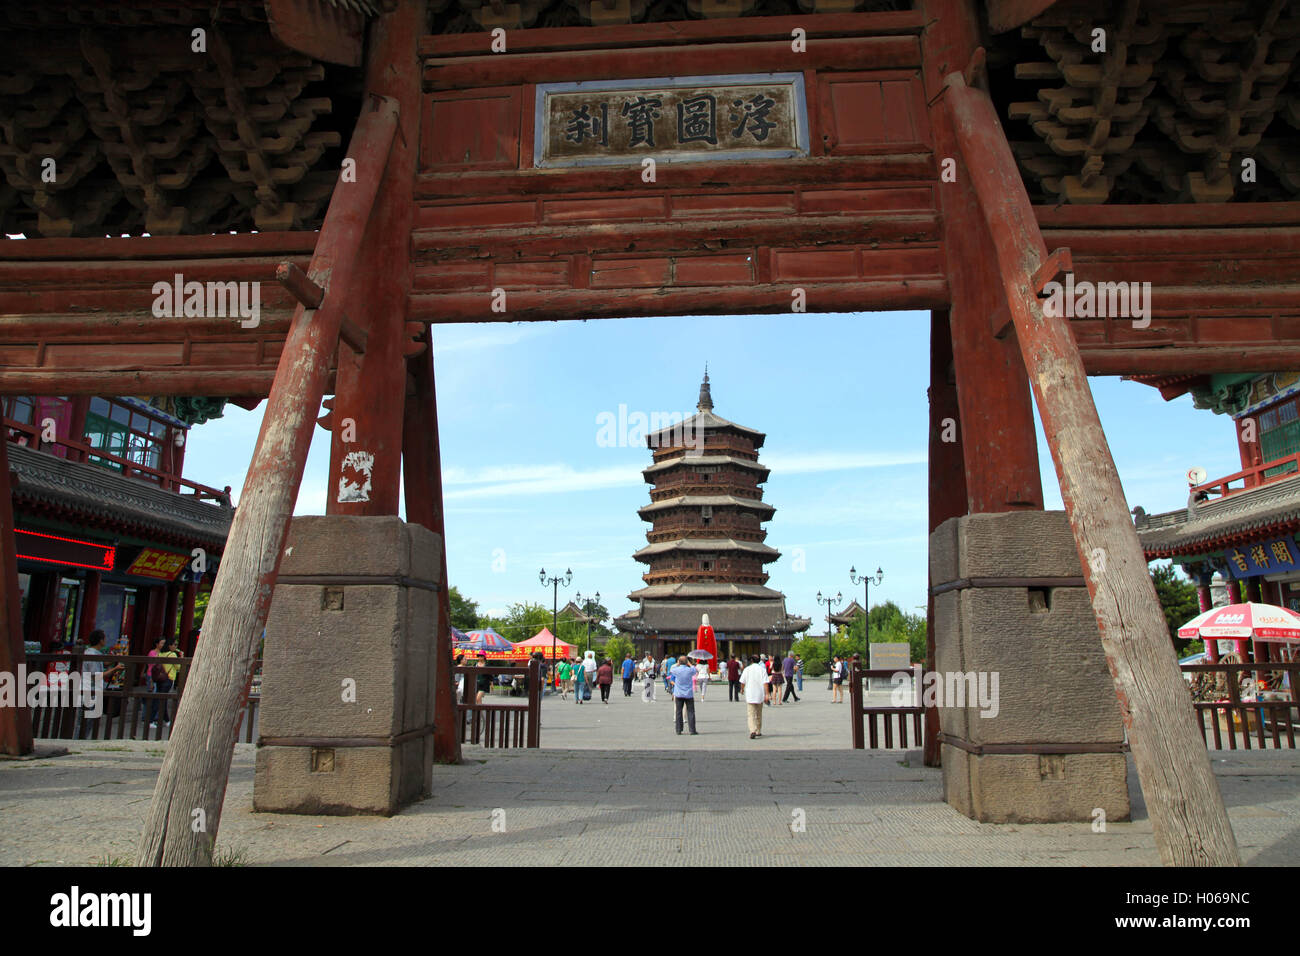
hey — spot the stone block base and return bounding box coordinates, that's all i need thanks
[931,510,1129,824]
[251,515,442,817]
[941,743,1130,824]
[254,737,433,816]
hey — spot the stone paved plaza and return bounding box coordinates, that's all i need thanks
[2,680,1298,866]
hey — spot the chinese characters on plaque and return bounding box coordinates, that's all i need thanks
[1223,536,1300,579]
[536,74,807,167]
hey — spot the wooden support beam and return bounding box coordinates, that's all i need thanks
[0,370,282,397]
[137,93,401,868]
[920,0,1043,514]
[276,261,368,354]
[0,434,33,756]
[410,280,950,323]
[403,340,461,766]
[1081,346,1300,376]
[943,71,1239,867]
[926,310,966,768]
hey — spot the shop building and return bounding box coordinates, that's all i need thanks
[1133,371,1300,662]
[4,395,232,658]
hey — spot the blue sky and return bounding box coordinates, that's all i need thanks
[184,312,1244,630]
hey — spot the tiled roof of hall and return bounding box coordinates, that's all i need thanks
[1135,473,1300,557]
[7,442,233,549]
[637,495,775,518]
[633,538,780,560]
[644,370,766,448]
[625,582,793,602]
[641,455,770,480]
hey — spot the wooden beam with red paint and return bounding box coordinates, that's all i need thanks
[137,93,401,868]
[919,0,1043,515]
[403,341,461,766]
[424,36,921,89]
[943,69,1240,867]
[420,9,925,57]
[327,0,424,520]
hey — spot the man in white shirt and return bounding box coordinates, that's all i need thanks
[738,654,770,739]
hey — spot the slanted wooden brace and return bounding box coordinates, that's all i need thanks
[136,95,401,867]
[941,68,1239,867]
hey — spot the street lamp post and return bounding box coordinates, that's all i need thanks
[816,590,842,690]
[539,567,572,683]
[848,565,884,656]
[575,590,601,656]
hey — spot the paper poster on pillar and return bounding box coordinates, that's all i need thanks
[338,450,375,503]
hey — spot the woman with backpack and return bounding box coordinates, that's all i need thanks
[149,638,179,728]
[573,655,589,704]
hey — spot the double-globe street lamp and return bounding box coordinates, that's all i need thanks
[574,590,601,656]
[848,565,884,658]
[816,590,842,689]
[539,567,572,681]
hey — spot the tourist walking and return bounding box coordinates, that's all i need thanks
[667,655,699,734]
[762,655,775,706]
[661,654,674,694]
[596,658,614,703]
[739,654,769,739]
[727,655,742,701]
[831,655,846,703]
[769,654,784,704]
[573,657,589,704]
[694,658,710,700]
[557,658,571,699]
[641,656,657,703]
[621,654,635,696]
[795,654,804,692]
[781,651,800,703]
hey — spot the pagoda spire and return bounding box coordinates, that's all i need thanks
[697,365,713,412]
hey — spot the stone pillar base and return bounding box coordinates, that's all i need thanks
[252,515,442,816]
[930,510,1129,824]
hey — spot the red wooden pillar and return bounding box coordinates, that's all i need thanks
[0,432,33,755]
[77,570,101,643]
[66,397,90,463]
[920,0,1044,516]
[925,310,968,767]
[163,584,179,642]
[326,0,424,519]
[178,579,197,654]
[1227,579,1243,604]
[403,339,462,765]
[27,572,59,650]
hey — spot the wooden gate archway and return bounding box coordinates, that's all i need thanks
[3,0,1295,867]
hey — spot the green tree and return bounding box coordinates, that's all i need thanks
[1151,562,1200,654]
[193,590,210,630]
[602,634,637,663]
[448,586,479,631]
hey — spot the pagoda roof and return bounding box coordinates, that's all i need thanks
[829,599,867,624]
[637,495,775,518]
[646,409,765,447]
[626,582,791,601]
[642,455,769,480]
[615,600,809,636]
[633,537,779,561]
[1136,474,1300,558]
[8,442,233,549]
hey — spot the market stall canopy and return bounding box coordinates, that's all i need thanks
[512,628,576,659]
[1177,602,1300,643]
[455,627,514,652]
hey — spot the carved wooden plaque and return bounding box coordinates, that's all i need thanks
[534,73,809,168]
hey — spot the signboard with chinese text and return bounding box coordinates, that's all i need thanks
[535,73,809,168]
[15,528,115,572]
[125,548,189,582]
[1222,537,1300,579]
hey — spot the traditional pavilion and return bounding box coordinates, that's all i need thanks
[1134,371,1300,663]
[615,372,809,660]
